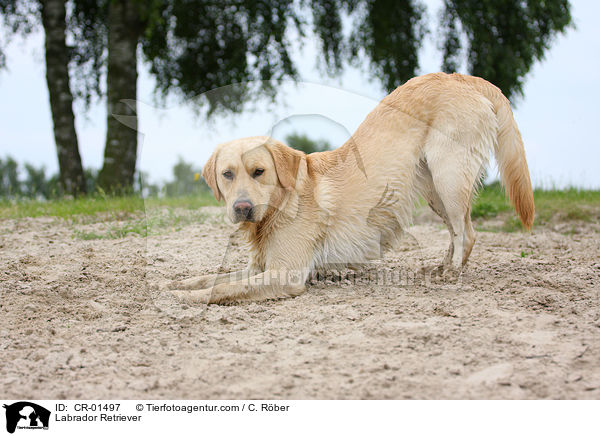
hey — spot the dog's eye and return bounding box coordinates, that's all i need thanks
[223,170,234,180]
[253,168,264,178]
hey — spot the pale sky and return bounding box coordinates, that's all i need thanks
[1,0,599,189]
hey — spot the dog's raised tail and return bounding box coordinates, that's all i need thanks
[494,98,534,229]
[471,76,535,230]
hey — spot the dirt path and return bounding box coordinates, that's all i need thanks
[1,208,599,399]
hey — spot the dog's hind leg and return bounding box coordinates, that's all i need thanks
[462,205,477,266]
[417,161,454,269]
[425,143,485,270]
[431,177,469,271]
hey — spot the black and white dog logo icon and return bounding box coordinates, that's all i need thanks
[3,402,50,433]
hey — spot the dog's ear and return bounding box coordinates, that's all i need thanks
[265,140,304,190]
[202,150,222,201]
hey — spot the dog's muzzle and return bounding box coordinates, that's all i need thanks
[233,199,254,222]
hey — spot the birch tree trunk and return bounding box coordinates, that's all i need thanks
[97,0,140,193]
[40,0,86,196]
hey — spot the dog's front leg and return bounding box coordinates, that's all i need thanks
[160,267,260,291]
[170,268,309,304]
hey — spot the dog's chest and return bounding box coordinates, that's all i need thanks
[311,217,383,269]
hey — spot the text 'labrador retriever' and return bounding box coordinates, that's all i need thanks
[164,72,534,304]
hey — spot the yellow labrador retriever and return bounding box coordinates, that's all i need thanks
[165,72,534,304]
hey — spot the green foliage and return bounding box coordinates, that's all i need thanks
[285,133,331,154]
[22,163,50,198]
[471,201,499,219]
[141,0,429,106]
[471,181,510,219]
[162,157,209,197]
[67,0,108,107]
[142,0,301,115]
[311,0,344,72]
[2,0,573,105]
[440,0,573,99]
[137,0,574,106]
[0,156,21,197]
[347,0,427,91]
[0,0,39,36]
[0,156,82,199]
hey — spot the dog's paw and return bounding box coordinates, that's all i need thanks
[154,278,203,292]
[171,276,215,290]
[149,280,171,291]
[441,267,461,282]
[156,280,177,292]
[170,288,213,304]
[421,264,462,283]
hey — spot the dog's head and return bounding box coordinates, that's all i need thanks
[202,136,304,223]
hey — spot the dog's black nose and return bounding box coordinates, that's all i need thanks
[233,199,253,219]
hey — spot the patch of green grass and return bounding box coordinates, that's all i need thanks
[145,209,211,233]
[501,216,524,233]
[534,190,600,224]
[471,201,501,219]
[144,193,217,210]
[0,192,218,220]
[0,195,144,220]
[473,182,512,216]
[473,183,600,232]
[74,220,149,240]
[0,192,218,239]
[72,208,212,240]
[2,184,599,238]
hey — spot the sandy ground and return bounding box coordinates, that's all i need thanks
[1,206,599,399]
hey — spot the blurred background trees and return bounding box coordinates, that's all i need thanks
[0,0,573,197]
[285,133,331,154]
[163,158,205,197]
[0,156,21,197]
[439,0,573,98]
[0,155,208,199]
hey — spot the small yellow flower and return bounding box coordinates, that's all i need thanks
[194,172,200,181]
